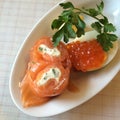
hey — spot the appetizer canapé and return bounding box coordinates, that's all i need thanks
[19,37,71,107]
[66,30,118,71]
[67,39,107,72]
[19,1,118,107]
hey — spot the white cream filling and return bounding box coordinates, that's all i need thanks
[37,67,61,86]
[39,44,60,56]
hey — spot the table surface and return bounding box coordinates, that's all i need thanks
[0,0,120,120]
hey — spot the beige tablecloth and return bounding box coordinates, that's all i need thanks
[0,0,120,120]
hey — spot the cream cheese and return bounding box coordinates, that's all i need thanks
[37,67,61,85]
[39,44,60,56]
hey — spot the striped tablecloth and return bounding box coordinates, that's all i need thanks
[0,0,120,120]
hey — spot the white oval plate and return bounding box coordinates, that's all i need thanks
[9,0,120,117]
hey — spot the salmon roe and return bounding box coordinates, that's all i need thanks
[67,39,107,72]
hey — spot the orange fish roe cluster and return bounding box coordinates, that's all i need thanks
[67,39,107,72]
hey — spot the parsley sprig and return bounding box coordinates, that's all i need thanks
[51,1,118,51]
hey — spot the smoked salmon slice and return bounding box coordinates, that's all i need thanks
[19,37,71,107]
[32,62,70,97]
[30,37,71,64]
[19,72,50,107]
[28,60,49,80]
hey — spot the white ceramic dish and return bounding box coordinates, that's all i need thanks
[9,0,120,117]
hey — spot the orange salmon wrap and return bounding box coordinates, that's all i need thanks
[19,37,71,107]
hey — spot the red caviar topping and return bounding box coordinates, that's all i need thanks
[67,39,107,72]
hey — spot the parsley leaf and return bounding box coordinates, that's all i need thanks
[51,1,118,51]
[64,22,76,38]
[52,29,63,46]
[86,8,100,17]
[60,2,74,9]
[51,19,64,29]
[97,33,117,51]
[99,16,108,24]
[91,22,102,33]
[97,1,104,12]
[104,23,116,32]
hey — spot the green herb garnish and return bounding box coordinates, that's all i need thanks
[39,47,43,51]
[51,1,118,51]
[52,68,58,77]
